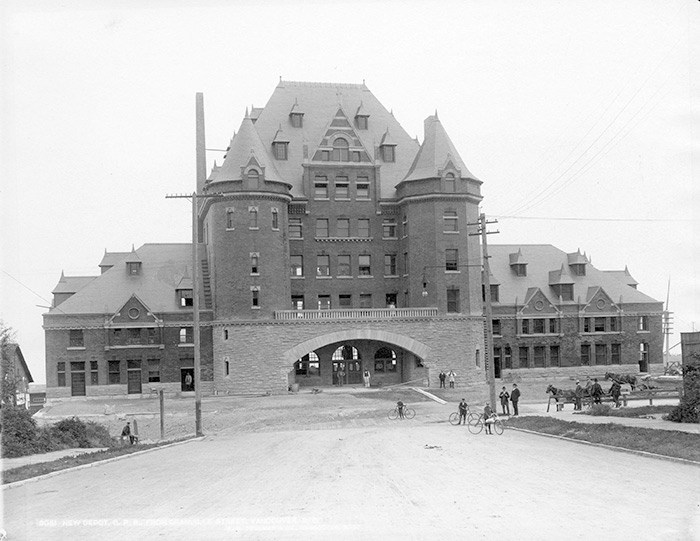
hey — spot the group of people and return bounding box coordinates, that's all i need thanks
[498,384,521,416]
[438,370,457,388]
[574,377,622,409]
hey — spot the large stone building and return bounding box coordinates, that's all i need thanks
[43,80,663,399]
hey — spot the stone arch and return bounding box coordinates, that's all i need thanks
[283,329,431,366]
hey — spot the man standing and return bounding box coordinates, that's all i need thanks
[458,398,469,425]
[591,378,604,404]
[448,370,456,389]
[363,369,371,388]
[510,384,521,416]
[483,402,494,435]
[574,380,583,411]
[439,371,446,389]
[121,421,134,445]
[609,381,622,407]
[499,386,510,415]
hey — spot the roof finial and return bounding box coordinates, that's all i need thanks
[131,244,136,252]
[245,107,249,118]
[279,75,282,82]
[434,109,439,119]
[362,78,366,85]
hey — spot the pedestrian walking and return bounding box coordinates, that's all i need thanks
[483,403,494,434]
[499,386,510,415]
[458,398,469,425]
[121,421,134,445]
[439,371,446,389]
[609,381,622,407]
[363,369,371,388]
[448,370,456,389]
[590,378,604,404]
[510,384,520,416]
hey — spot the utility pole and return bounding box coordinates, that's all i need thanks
[469,213,499,409]
[663,277,673,369]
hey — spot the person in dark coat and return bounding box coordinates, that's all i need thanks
[510,384,521,416]
[121,421,134,445]
[590,378,604,404]
[499,386,510,415]
[483,403,494,434]
[458,398,469,425]
[609,381,622,407]
[439,371,446,389]
[574,380,584,411]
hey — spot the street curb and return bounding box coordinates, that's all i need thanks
[508,427,700,466]
[2,436,204,490]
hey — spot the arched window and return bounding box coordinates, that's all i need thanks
[295,352,320,376]
[332,138,349,162]
[374,347,397,372]
[247,169,260,184]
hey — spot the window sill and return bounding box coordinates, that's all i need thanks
[337,275,353,279]
[384,275,399,279]
[226,228,235,231]
[316,275,332,279]
[334,197,351,201]
[67,346,86,351]
[443,231,460,234]
[314,198,330,201]
[445,270,461,274]
[249,227,259,231]
[290,237,304,241]
[637,330,651,334]
[382,237,398,241]
[291,275,305,279]
[250,273,260,277]
[251,306,261,310]
[358,275,374,279]
[178,343,194,348]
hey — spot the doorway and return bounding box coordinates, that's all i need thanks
[70,372,86,397]
[181,368,195,391]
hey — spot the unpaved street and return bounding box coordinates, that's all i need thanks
[4,415,699,540]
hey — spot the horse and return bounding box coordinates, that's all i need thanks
[604,372,637,391]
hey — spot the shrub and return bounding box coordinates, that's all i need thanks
[587,404,612,416]
[84,421,115,448]
[665,355,700,424]
[664,395,699,424]
[1,406,39,458]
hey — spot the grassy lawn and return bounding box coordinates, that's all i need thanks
[3,437,194,485]
[574,404,677,418]
[506,416,700,463]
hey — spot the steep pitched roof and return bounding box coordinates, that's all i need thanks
[403,115,478,182]
[51,274,97,294]
[489,245,660,306]
[47,244,204,315]
[99,251,130,270]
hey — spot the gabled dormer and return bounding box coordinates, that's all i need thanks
[354,101,369,130]
[176,276,194,308]
[311,108,372,163]
[567,249,588,276]
[519,287,559,316]
[379,129,397,162]
[289,99,304,128]
[509,249,527,277]
[272,125,289,160]
[582,287,619,314]
[125,247,142,276]
[549,264,574,301]
[107,294,160,326]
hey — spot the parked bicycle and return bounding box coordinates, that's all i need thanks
[467,412,505,435]
[388,405,416,420]
[449,410,479,426]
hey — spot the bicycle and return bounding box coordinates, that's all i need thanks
[388,405,416,420]
[449,410,479,426]
[467,413,504,435]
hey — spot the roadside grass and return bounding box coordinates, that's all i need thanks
[3,437,195,485]
[506,416,700,463]
[574,404,676,418]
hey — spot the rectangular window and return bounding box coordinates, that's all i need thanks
[519,347,529,368]
[358,255,371,276]
[179,289,193,307]
[290,113,303,128]
[443,210,458,232]
[504,347,512,369]
[352,151,361,162]
[339,294,352,308]
[581,344,591,366]
[273,142,288,160]
[251,254,259,274]
[108,360,121,384]
[252,289,259,307]
[594,317,606,332]
[224,329,229,340]
[638,315,649,331]
[179,327,193,344]
[356,116,368,130]
[356,178,370,199]
[226,208,235,229]
[148,359,160,382]
[583,318,591,333]
[560,284,573,301]
[402,216,408,237]
[127,328,141,345]
[318,295,331,310]
[549,318,558,334]
[359,294,372,308]
[249,207,258,228]
[549,345,560,367]
[492,319,501,335]
[292,295,304,310]
[403,252,409,275]
[57,362,66,387]
[147,328,158,344]
[321,150,330,161]
[514,264,527,277]
[316,219,329,238]
[490,285,499,303]
[595,344,607,365]
[640,342,649,364]
[382,219,397,238]
[337,218,350,237]
[289,217,302,239]
[271,209,279,230]
[533,319,545,334]
[445,249,458,271]
[90,361,98,385]
[521,319,530,334]
[314,177,329,198]
[69,329,84,347]
[358,219,370,238]
[384,254,397,276]
[446,288,460,313]
[337,255,351,277]
[610,316,619,332]
[533,346,545,367]
[316,255,330,276]
[382,145,395,162]
[290,255,303,276]
[335,177,349,198]
[611,343,621,364]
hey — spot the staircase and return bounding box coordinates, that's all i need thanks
[201,259,212,309]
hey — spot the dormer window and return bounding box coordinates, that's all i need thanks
[552,284,574,301]
[512,264,526,277]
[332,138,349,162]
[127,262,141,275]
[571,263,586,276]
[381,144,395,162]
[273,142,288,160]
[178,289,193,307]
[290,113,303,128]
[356,116,368,130]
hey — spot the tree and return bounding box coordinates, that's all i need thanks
[1,320,19,407]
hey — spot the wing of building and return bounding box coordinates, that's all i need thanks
[43,80,663,399]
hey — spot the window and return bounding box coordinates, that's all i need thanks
[384,254,397,276]
[252,289,259,307]
[69,329,84,347]
[318,295,331,310]
[375,347,397,372]
[445,249,458,271]
[583,318,591,333]
[504,347,512,369]
[273,142,288,160]
[447,288,460,313]
[249,207,258,229]
[611,343,621,364]
[338,255,351,277]
[638,316,649,331]
[358,219,370,238]
[358,255,371,276]
[533,319,545,334]
[352,151,361,162]
[549,318,558,334]
[290,113,303,128]
[534,346,545,367]
[550,346,560,367]
[179,289,193,307]
[108,360,120,384]
[90,361,98,385]
[314,176,329,199]
[381,145,395,162]
[594,317,606,332]
[127,262,141,275]
[179,327,193,344]
[490,285,499,303]
[290,255,303,276]
[386,293,397,307]
[295,353,320,376]
[521,319,530,334]
[402,215,408,237]
[640,342,649,364]
[493,348,500,371]
[224,329,229,340]
[382,219,397,238]
[513,264,527,277]
[225,361,230,376]
[557,284,573,301]
[492,319,501,335]
[519,347,529,368]
[581,344,591,366]
[335,177,349,198]
[571,263,586,276]
[226,208,235,229]
[289,217,302,239]
[292,295,304,310]
[247,169,259,184]
[316,255,330,276]
[356,116,368,130]
[127,328,141,345]
[337,218,350,238]
[146,328,157,344]
[272,209,279,230]
[403,252,409,275]
[250,253,259,274]
[359,294,372,308]
[610,316,619,332]
[148,359,160,382]
[445,173,456,193]
[332,138,349,161]
[57,362,66,387]
[443,210,458,233]
[321,150,330,161]
[595,344,607,365]
[356,178,370,199]
[316,219,329,238]
[339,294,352,308]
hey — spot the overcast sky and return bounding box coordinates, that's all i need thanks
[1,0,698,383]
